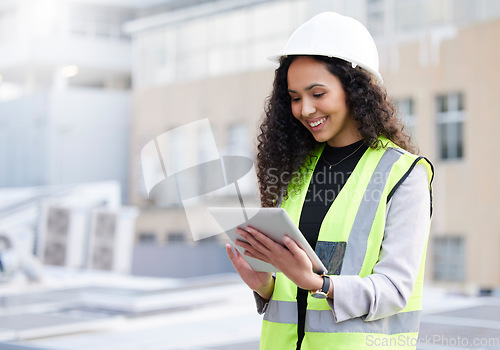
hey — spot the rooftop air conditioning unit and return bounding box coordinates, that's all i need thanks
[37,204,86,268]
[87,207,138,273]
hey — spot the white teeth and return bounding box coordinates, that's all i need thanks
[309,118,326,127]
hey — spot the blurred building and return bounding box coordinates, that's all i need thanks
[377,0,500,292]
[126,0,357,245]
[0,0,157,202]
[127,0,500,291]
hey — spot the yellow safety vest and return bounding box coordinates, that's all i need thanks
[260,137,433,350]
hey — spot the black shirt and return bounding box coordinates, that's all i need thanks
[296,139,368,349]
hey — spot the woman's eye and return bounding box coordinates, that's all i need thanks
[313,93,325,98]
[291,97,301,102]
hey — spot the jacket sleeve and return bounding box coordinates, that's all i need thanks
[253,291,270,315]
[327,163,431,322]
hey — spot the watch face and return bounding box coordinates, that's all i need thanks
[311,291,328,299]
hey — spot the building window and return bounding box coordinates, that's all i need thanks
[138,232,156,244]
[167,231,186,243]
[436,93,464,160]
[432,236,465,281]
[396,98,415,137]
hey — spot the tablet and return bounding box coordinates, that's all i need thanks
[208,207,327,274]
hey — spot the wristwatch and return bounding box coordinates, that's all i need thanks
[311,275,330,299]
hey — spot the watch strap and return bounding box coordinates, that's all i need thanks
[311,275,329,298]
[320,274,330,294]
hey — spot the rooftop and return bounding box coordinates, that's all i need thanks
[1,267,499,349]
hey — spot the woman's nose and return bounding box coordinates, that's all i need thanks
[301,99,316,117]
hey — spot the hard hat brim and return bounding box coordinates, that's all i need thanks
[267,53,384,84]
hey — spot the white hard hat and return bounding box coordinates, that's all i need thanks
[269,12,383,84]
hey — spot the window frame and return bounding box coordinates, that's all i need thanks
[432,235,466,282]
[436,92,465,160]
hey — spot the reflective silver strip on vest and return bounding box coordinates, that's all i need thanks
[264,299,297,324]
[265,299,421,334]
[305,309,421,334]
[341,148,403,276]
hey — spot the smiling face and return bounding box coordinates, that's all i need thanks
[287,56,362,147]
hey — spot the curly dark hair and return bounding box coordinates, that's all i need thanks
[256,55,415,207]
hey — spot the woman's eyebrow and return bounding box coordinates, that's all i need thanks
[288,83,326,93]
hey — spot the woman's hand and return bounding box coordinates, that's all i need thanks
[226,244,274,300]
[235,226,323,292]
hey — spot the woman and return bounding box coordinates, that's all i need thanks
[226,12,433,350]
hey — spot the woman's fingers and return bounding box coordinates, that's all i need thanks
[226,244,244,265]
[236,227,271,253]
[234,227,314,287]
[235,239,271,262]
[239,226,298,259]
[282,235,301,256]
[226,243,235,259]
[227,243,269,269]
[246,226,280,248]
[235,226,310,273]
[226,244,274,295]
[243,249,271,264]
